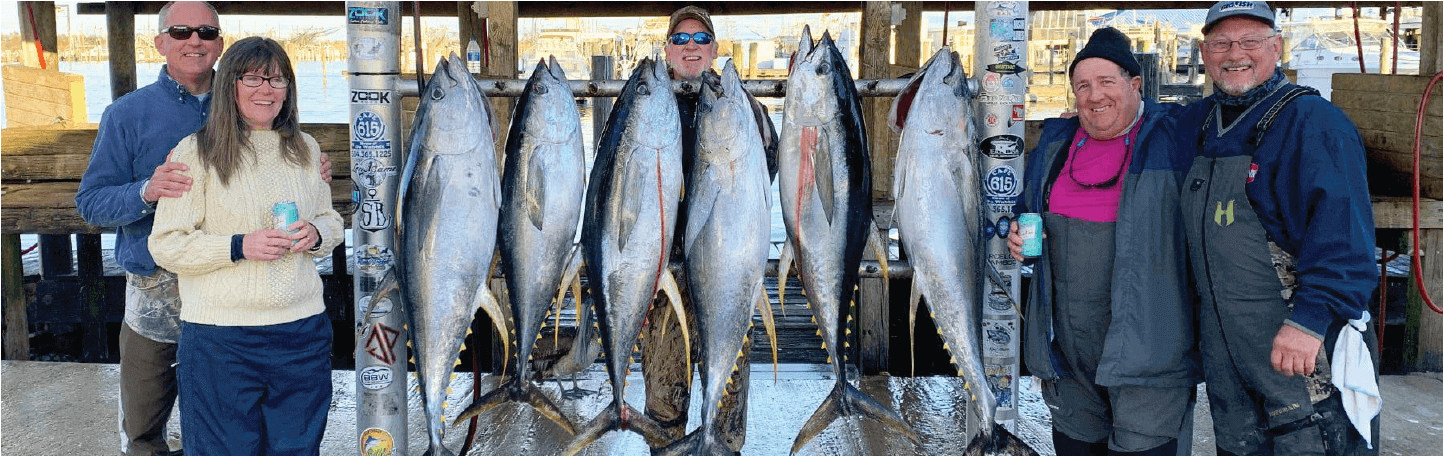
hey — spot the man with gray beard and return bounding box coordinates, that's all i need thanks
[1174,2,1379,455]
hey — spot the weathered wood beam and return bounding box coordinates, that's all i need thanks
[78,2,1429,17]
[1423,2,1440,74]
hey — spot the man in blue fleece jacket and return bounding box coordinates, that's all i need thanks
[1176,2,1379,455]
[76,3,328,455]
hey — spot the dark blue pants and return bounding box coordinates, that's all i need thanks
[178,313,332,456]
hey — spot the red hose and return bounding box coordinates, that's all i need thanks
[1411,72,1442,314]
[24,2,46,70]
[1352,2,1367,73]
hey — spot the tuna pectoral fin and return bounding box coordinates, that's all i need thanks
[526,153,548,231]
[798,126,835,224]
[964,423,1041,456]
[790,383,920,455]
[908,282,922,377]
[472,285,511,378]
[657,269,692,387]
[455,378,578,435]
[564,401,666,456]
[755,281,780,382]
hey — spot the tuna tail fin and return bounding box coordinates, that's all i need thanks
[564,401,666,456]
[454,376,577,434]
[419,446,457,456]
[964,423,1042,456]
[656,269,692,388]
[754,279,780,382]
[655,428,736,456]
[790,382,921,455]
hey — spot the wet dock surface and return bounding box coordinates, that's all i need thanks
[4,360,1441,455]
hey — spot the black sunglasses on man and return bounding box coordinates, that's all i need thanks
[162,25,221,41]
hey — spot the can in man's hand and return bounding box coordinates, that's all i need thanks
[1018,212,1042,258]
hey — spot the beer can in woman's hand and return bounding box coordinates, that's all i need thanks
[273,201,300,244]
[1019,212,1042,257]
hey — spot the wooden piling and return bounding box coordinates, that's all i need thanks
[17,2,58,71]
[3,235,30,360]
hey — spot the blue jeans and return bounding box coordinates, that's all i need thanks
[178,313,332,456]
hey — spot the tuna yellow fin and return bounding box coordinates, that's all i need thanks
[658,269,691,388]
[555,246,584,346]
[866,222,890,281]
[474,284,510,379]
[909,281,922,377]
[777,240,794,317]
[755,279,780,383]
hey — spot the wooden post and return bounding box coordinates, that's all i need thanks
[591,55,614,149]
[1405,229,1443,371]
[106,2,138,102]
[1423,2,1441,74]
[3,235,30,360]
[18,2,58,71]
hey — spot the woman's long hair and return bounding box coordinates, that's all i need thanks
[196,36,308,186]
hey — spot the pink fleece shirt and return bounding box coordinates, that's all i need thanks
[1047,120,1141,222]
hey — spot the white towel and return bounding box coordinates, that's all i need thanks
[1330,312,1381,449]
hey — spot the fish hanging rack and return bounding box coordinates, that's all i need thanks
[397,77,979,98]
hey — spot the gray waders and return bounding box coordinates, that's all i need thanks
[1042,213,1192,456]
[1182,86,1377,456]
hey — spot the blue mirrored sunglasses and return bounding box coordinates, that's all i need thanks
[669,31,713,46]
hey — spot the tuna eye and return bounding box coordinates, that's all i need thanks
[430,88,444,100]
[533,83,548,95]
[637,83,650,96]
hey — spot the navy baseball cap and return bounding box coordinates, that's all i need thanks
[1203,1,1276,34]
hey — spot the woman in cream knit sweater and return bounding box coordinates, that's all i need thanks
[150,36,342,455]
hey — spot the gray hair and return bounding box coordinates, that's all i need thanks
[157,1,219,34]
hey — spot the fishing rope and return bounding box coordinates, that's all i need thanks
[1410,72,1441,314]
[412,0,425,88]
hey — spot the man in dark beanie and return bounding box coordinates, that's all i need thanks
[1009,26,1199,456]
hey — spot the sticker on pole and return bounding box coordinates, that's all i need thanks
[353,157,398,191]
[347,6,390,25]
[352,111,392,159]
[359,366,394,390]
[982,135,1024,160]
[359,427,394,456]
[984,164,1020,206]
[983,319,1017,358]
[351,37,384,61]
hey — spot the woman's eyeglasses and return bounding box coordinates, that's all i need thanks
[162,25,221,41]
[238,75,289,89]
[668,31,714,46]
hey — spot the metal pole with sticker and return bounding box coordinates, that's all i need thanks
[973,0,1027,432]
[348,2,406,455]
